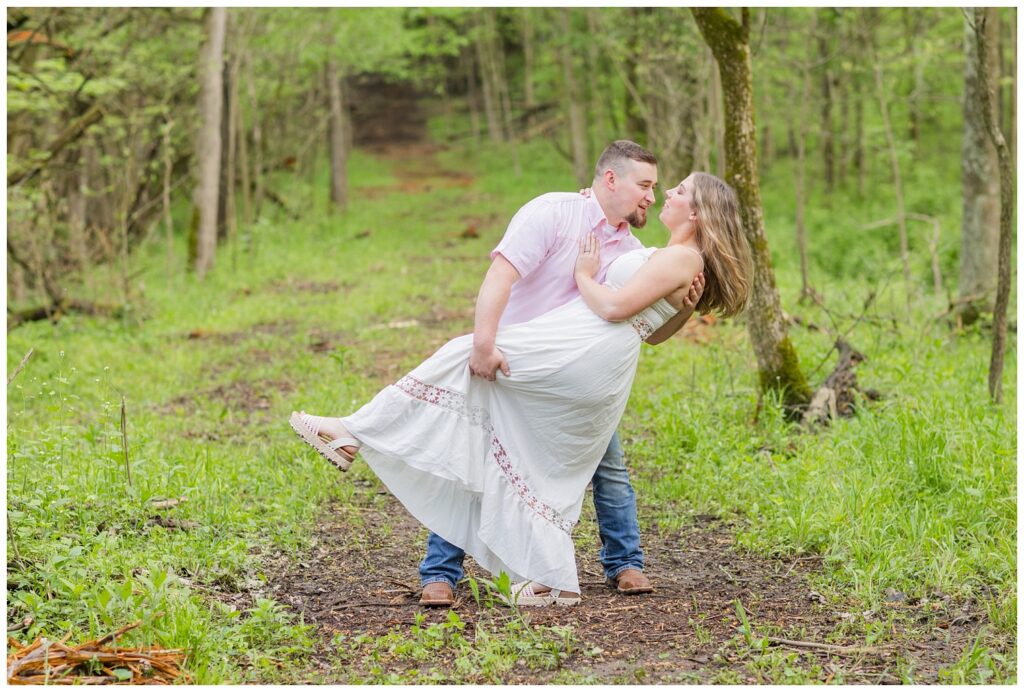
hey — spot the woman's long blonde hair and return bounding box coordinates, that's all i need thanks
[689,172,752,317]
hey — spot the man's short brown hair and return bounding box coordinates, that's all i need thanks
[594,140,658,178]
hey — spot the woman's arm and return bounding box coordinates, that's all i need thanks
[574,235,703,322]
[645,272,704,345]
[645,305,694,345]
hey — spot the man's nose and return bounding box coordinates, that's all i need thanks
[645,188,656,203]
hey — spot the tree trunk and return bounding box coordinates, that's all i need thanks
[971,8,1015,404]
[237,52,251,226]
[67,151,89,274]
[193,7,226,279]
[904,9,922,144]
[854,77,865,196]
[558,9,589,186]
[326,55,348,210]
[691,8,812,411]
[818,9,835,193]
[162,121,174,279]
[692,56,712,172]
[585,9,603,161]
[217,54,232,243]
[712,45,729,178]
[245,48,262,221]
[796,57,813,301]
[1007,10,1016,168]
[521,8,536,130]
[465,48,481,144]
[760,81,773,173]
[836,57,849,185]
[226,49,241,254]
[624,8,645,143]
[958,7,1001,325]
[871,41,912,311]
[474,12,503,143]
[486,9,520,175]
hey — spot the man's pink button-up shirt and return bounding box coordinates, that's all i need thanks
[491,192,644,327]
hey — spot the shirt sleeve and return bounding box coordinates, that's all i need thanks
[490,197,561,279]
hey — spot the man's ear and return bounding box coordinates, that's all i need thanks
[602,168,616,190]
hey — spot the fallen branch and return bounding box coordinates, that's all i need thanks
[7,618,187,685]
[7,347,34,386]
[765,635,888,656]
[262,188,300,220]
[7,300,124,330]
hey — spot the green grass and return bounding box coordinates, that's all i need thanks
[6,135,1016,682]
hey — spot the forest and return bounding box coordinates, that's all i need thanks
[5,6,1017,684]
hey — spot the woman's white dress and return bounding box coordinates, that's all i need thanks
[341,247,678,592]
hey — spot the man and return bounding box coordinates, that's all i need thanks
[419,140,704,606]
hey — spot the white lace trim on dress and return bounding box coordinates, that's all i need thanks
[630,315,655,340]
[392,375,576,535]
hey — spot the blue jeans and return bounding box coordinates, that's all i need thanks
[418,430,643,589]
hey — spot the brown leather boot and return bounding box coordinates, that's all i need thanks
[606,568,654,595]
[419,582,455,607]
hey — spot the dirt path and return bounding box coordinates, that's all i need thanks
[249,478,989,684]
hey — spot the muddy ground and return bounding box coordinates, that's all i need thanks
[239,481,992,684]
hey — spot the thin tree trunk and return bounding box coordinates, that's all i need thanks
[162,120,174,280]
[854,78,865,196]
[487,10,520,176]
[67,151,89,273]
[475,12,502,143]
[465,48,481,144]
[692,55,712,173]
[871,46,912,311]
[818,9,835,192]
[972,8,1015,403]
[585,9,605,161]
[1009,10,1016,164]
[226,50,241,259]
[521,8,536,130]
[237,52,251,226]
[837,64,849,185]
[958,7,1001,325]
[217,54,232,243]
[245,49,262,221]
[760,81,773,173]
[326,54,348,210]
[691,7,812,412]
[558,9,589,186]
[193,7,226,279]
[624,8,645,142]
[795,60,813,301]
[904,9,922,144]
[708,45,725,178]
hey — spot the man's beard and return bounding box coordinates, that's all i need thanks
[625,207,648,228]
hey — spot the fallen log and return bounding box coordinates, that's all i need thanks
[7,299,124,330]
[802,339,880,426]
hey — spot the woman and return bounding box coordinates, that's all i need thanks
[290,172,752,606]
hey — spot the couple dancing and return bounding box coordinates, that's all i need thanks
[291,141,751,607]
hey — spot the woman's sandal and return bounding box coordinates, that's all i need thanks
[289,411,360,472]
[498,581,581,608]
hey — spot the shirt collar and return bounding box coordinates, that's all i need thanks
[584,193,630,236]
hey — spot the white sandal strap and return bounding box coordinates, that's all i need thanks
[326,437,360,451]
[299,413,359,453]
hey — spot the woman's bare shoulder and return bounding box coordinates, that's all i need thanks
[651,244,704,268]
